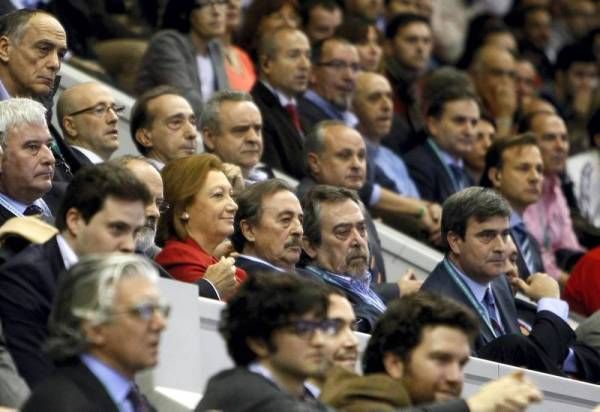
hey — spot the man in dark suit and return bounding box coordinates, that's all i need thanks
[0,98,63,226]
[298,37,360,131]
[404,87,480,205]
[201,90,274,186]
[232,179,304,275]
[480,134,545,279]
[22,254,165,411]
[422,187,598,381]
[56,82,123,168]
[197,272,330,411]
[0,163,151,387]
[251,27,311,180]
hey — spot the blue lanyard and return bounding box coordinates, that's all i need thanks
[443,259,500,339]
[427,139,462,193]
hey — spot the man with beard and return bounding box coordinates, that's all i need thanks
[232,179,304,275]
[298,37,360,130]
[299,184,387,333]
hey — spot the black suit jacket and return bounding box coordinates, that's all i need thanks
[22,360,120,412]
[422,260,574,369]
[0,237,65,387]
[251,82,306,180]
[297,95,333,132]
[404,141,466,204]
[196,367,328,412]
[0,182,68,228]
[235,255,283,277]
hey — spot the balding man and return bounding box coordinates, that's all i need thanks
[57,82,123,168]
[470,45,517,137]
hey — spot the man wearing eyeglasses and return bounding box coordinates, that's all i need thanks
[0,163,151,387]
[197,272,332,412]
[23,254,167,412]
[56,82,123,169]
[298,37,361,131]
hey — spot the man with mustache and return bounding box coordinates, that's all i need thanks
[201,90,273,186]
[299,184,388,333]
[56,82,122,169]
[0,98,60,226]
[422,187,600,383]
[130,85,198,171]
[232,179,304,275]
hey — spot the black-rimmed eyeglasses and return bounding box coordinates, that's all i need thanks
[67,103,126,117]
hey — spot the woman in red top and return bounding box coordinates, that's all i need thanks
[155,154,245,299]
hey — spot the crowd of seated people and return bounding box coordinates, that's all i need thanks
[0,0,599,410]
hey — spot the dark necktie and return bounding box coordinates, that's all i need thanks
[448,164,465,191]
[285,104,303,133]
[483,288,505,336]
[513,222,536,274]
[127,384,151,412]
[23,204,43,216]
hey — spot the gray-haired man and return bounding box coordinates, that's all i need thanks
[22,254,167,411]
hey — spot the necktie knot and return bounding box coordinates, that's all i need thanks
[23,204,43,216]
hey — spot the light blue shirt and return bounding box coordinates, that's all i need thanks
[0,79,10,101]
[0,192,52,219]
[80,354,136,412]
[366,139,420,198]
[302,89,358,128]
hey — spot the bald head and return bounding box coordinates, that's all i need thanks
[57,82,120,160]
[353,72,394,140]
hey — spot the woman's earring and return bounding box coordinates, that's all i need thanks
[181,212,190,221]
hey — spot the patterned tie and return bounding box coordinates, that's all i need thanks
[513,222,536,274]
[127,384,151,412]
[483,288,505,336]
[23,204,43,216]
[285,104,303,133]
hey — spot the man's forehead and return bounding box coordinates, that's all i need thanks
[324,126,364,150]
[149,94,193,117]
[466,215,509,232]
[219,100,262,123]
[502,144,542,164]
[262,190,301,211]
[8,121,50,140]
[328,294,355,319]
[23,13,66,44]
[321,200,364,226]
[275,31,309,51]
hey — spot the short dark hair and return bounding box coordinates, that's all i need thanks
[555,41,596,73]
[384,13,430,40]
[335,16,380,45]
[301,184,363,248]
[426,86,480,119]
[480,133,539,188]
[232,179,296,253]
[311,37,352,65]
[55,164,152,231]
[300,0,341,26]
[130,85,186,155]
[363,291,479,374]
[161,0,201,33]
[440,187,511,250]
[421,67,476,116]
[219,272,329,366]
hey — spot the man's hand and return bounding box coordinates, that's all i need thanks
[398,269,422,296]
[204,256,238,299]
[222,162,245,196]
[466,371,542,412]
[510,272,560,301]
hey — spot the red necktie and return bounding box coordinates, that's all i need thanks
[285,104,303,133]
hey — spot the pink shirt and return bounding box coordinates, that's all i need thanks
[523,174,584,279]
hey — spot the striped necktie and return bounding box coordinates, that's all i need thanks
[483,288,505,336]
[513,222,536,274]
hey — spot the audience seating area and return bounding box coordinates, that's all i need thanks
[141,278,600,411]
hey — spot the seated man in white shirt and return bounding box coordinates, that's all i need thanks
[56,82,123,167]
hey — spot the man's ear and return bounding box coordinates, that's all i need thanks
[307,152,320,177]
[202,127,216,152]
[594,133,600,148]
[246,337,270,359]
[302,236,318,259]
[383,352,405,379]
[135,128,153,151]
[0,36,11,63]
[426,115,439,138]
[487,166,501,189]
[446,230,462,256]
[82,321,106,346]
[240,219,256,243]
[62,116,78,140]
[65,208,83,237]
[260,54,271,77]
